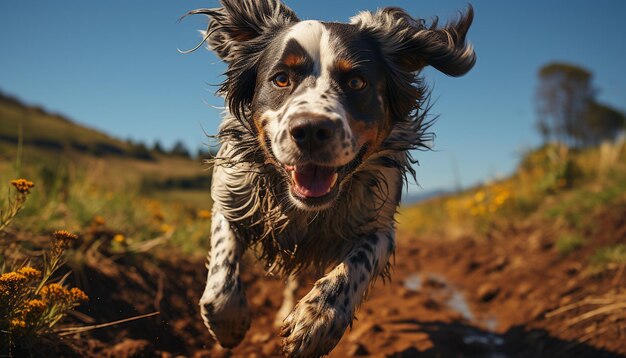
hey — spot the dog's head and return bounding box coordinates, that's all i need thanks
[189,0,475,211]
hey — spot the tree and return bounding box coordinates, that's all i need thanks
[584,102,626,146]
[152,140,165,154]
[536,62,625,147]
[170,140,191,158]
[536,62,594,146]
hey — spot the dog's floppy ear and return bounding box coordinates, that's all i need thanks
[186,0,299,63]
[352,6,475,77]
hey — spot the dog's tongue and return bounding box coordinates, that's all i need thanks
[291,164,337,198]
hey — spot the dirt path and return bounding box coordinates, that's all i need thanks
[62,224,626,357]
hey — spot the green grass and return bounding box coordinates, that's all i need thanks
[0,94,132,157]
[0,92,217,260]
[555,234,586,255]
[590,244,626,272]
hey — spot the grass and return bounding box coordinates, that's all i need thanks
[555,234,586,255]
[0,93,133,157]
[400,139,626,281]
[590,244,626,272]
[0,138,214,353]
[402,140,626,234]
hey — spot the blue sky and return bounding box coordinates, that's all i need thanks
[1,1,625,194]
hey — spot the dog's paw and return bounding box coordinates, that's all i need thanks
[280,291,351,358]
[200,283,250,348]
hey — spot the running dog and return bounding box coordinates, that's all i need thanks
[187,1,475,356]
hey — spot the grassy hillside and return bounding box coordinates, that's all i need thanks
[0,91,211,188]
[0,92,144,158]
[399,139,626,272]
[0,93,213,253]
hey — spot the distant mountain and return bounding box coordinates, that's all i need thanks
[401,189,452,205]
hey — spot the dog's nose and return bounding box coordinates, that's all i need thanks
[289,117,336,148]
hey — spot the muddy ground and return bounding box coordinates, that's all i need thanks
[52,211,626,358]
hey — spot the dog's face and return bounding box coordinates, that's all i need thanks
[191,0,475,211]
[253,21,392,209]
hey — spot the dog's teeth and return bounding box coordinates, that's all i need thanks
[328,173,338,193]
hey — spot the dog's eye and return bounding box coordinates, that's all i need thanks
[347,77,367,90]
[272,73,291,88]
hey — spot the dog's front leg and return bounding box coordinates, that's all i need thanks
[281,230,395,357]
[199,210,250,348]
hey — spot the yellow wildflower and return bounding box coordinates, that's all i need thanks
[24,299,47,314]
[92,216,106,226]
[10,178,34,193]
[197,210,211,220]
[473,191,485,202]
[0,271,28,287]
[52,230,78,252]
[54,230,78,242]
[10,319,26,328]
[69,287,89,302]
[41,283,70,302]
[17,266,42,281]
[40,284,87,305]
[113,234,126,243]
[160,224,174,234]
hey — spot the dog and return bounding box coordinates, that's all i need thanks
[187,1,475,356]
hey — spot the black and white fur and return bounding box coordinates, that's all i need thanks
[186,1,475,356]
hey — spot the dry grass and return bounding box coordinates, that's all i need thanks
[546,290,626,342]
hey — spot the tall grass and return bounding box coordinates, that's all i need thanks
[400,140,626,265]
[0,157,213,258]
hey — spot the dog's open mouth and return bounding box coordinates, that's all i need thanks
[285,164,338,198]
[278,146,368,207]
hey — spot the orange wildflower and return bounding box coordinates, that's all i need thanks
[17,266,42,281]
[10,179,34,193]
[52,230,78,252]
[0,271,28,288]
[69,287,89,302]
[40,283,70,302]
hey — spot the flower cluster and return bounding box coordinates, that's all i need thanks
[1,231,88,347]
[10,179,35,194]
[0,272,28,296]
[467,185,512,217]
[1,179,35,232]
[17,267,42,281]
[40,283,88,303]
[52,230,79,255]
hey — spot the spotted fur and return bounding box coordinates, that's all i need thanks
[186,1,475,356]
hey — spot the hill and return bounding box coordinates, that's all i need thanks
[0,91,211,192]
[0,92,151,159]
